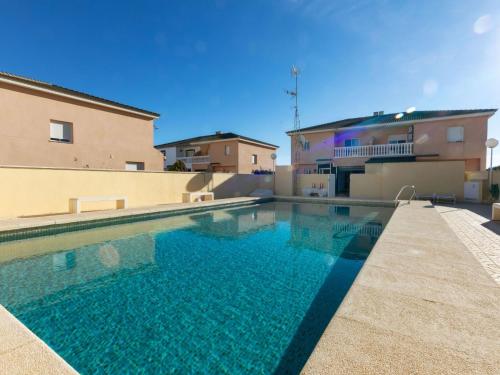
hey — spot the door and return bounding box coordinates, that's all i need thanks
[464,182,480,201]
[328,174,336,197]
[335,166,365,196]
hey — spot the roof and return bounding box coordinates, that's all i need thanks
[287,109,497,134]
[0,72,160,118]
[155,132,279,149]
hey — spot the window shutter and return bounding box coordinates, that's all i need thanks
[50,122,64,139]
[62,124,72,141]
[447,127,464,142]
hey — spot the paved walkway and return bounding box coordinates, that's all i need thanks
[435,203,500,285]
[303,201,500,375]
[0,197,263,232]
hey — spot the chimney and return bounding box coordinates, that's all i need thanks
[373,111,384,116]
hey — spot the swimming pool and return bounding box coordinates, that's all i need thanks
[0,201,393,374]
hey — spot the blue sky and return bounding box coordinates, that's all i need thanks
[1,0,499,166]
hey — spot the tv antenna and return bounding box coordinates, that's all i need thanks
[286,65,302,194]
[286,65,301,138]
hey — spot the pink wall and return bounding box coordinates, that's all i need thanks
[413,116,488,170]
[0,82,164,171]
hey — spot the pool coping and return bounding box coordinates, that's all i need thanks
[0,305,78,374]
[301,200,500,374]
[0,196,395,243]
[0,197,268,242]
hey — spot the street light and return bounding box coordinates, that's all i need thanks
[271,153,277,194]
[486,138,499,194]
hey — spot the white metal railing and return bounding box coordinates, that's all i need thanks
[176,155,211,165]
[395,185,416,204]
[332,222,383,238]
[333,142,413,158]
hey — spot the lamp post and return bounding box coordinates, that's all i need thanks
[271,153,277,194]
[486,138,499,195]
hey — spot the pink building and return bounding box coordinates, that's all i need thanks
[155,132,278,174]
[287,109,497,195]
[0,72,163,171]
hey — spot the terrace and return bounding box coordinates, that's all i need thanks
[333,142,414,158]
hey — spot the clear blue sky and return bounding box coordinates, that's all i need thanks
[1,0,499,166]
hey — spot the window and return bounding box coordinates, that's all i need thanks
[50,121,72,143]
[303,140,310,151]
[344,138,360,147]
[224,145,230,155]
[388,134,407,144]
[447,126,464,142]
[251,154,258,164]
[125,162,145,171]
[185,149,195,157]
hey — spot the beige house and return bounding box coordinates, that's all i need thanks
[288,109,497,195]
[155,132,278,173]
[0,72,163,171]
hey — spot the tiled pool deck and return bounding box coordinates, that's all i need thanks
[435,203,500,285]
[1,198,499,374]
[302,200,500,375]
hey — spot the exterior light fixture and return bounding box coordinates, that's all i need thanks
[486,138,499,192]
[271,153,277,193]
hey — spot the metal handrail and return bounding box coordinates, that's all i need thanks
[394,185,416,204]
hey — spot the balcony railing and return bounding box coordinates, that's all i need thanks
[333,142,413,159]
[176,155,211,165]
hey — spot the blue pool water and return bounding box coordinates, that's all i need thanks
[0,201,392,374]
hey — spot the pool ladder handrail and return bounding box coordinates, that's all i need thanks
[394,185,416,204]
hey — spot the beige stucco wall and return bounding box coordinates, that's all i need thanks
[0,166,274,218]
[275,165,293,196]
[0,81,163,171]
[199,140,239,173]
[211,172,273,197]
[296,174,330,193]
[413,116,488,171]
[237,141,276,173]
[350,161,466,201]
[290,131,334,168]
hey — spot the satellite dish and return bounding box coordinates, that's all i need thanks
[395,113,404,119]
[406,106,416,114]
[271,153,277,160]
[298,134,306,145]
[485,138,499,148]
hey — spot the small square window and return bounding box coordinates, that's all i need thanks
[447,126,464,142]
[125,162,145,171]
[50,121,73,143]
[251,154,258,165]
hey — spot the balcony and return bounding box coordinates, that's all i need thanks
[176,155,211,165]
[333,142,413,159]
